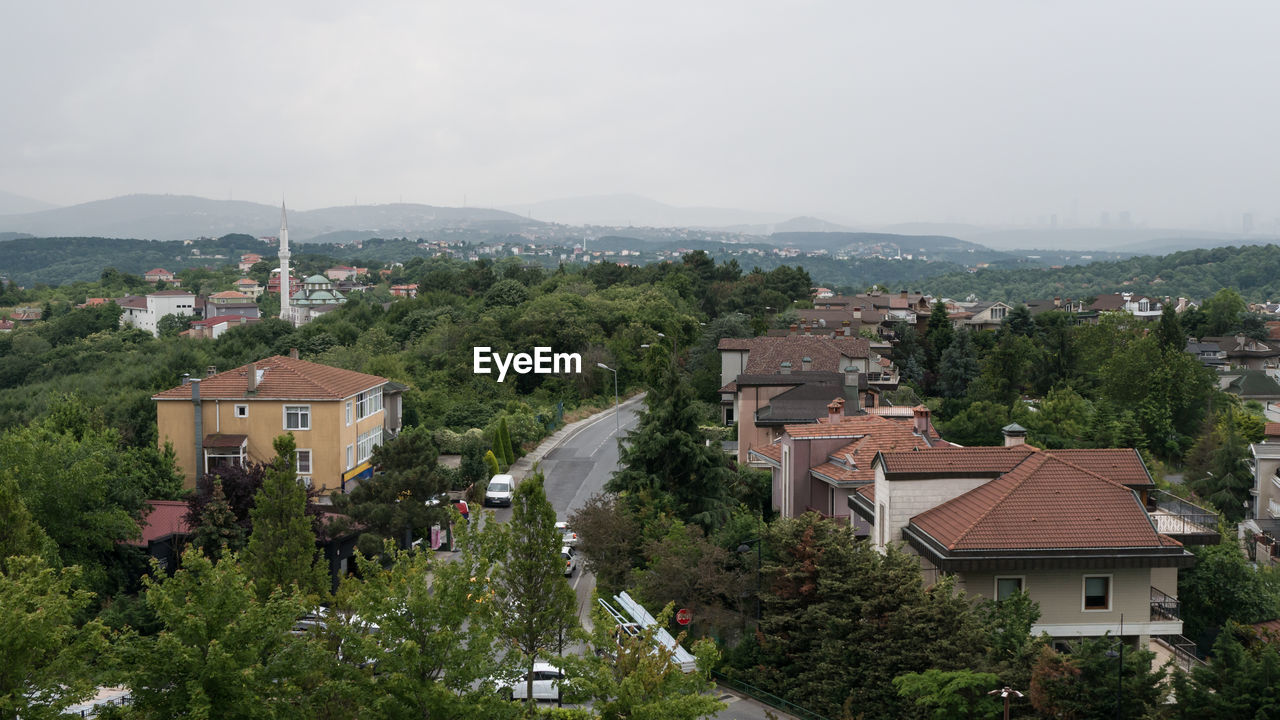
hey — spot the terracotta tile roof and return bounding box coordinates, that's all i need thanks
[1267,423,1280,438]
[1048,448,1152,487]
[717,338,755,351]
[210,290,250,300]
[750,443,783,464]
[118,295,146,309]
[150,289,194,297]
[153,355,387,401]
[910,453,1178,551]
[785,415,949,487]
[718,381,737,393]
[878,446,1037,475]
[128,500,191,546]
[856,484,875,502]
[740,336,872,375]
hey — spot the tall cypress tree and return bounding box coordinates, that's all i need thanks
[243,434,326,600]
[497,417,516,467]
[608,361,732,529]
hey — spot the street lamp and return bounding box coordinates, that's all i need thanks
[1105,620,1124,720]
[986,686,1024,720]
[736,537,762,621]
[596,362,618,435]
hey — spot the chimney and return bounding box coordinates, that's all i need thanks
[1053,296,1061,308]
[852,307,862,321]
[843,366,862,413]
[801,356,812,372]
[206,365,217,377]
[191,378,203,482]
[789,324,798,335]
[827,397,845,423]
[181,373,191,386]
[842,320,851,336]
[780,361,792,375]
[247,362,258,394]
[803,324,811,336]
[913,405,930,436]
[900,289,908,300]
[1002,423,1027,447]
[290,347,300,360]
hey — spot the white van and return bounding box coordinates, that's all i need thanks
[484,474,514,507]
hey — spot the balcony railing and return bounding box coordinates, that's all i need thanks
[1154,635,1205,672]
[1148,490,1220,544]
[1150,586,1180,621]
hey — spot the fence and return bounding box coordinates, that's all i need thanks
[711,671,831,720]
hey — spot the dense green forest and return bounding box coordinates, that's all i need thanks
[925,243,1280,302]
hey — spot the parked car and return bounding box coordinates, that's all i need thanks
[498,662,568,701]
[555,521,578,546]
[562,546,577,577]
[425,493,469,520]
[484,474,514,507]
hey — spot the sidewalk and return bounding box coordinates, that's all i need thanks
[507,393,646,483]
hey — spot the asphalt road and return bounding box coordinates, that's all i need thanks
[481,397,796,720]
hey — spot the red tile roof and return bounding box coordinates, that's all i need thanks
[153,355,387,401]
[721,336,873,376]
[910,453,1178,551]
[128,500,191,546]
[1267,422,1280,438]
[210,290,250,299]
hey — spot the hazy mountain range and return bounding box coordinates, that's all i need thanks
[0,194,542,242]
[0,192,1269,256]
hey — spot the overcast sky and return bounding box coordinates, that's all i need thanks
[2,1,1278,229]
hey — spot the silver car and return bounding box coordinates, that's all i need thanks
[562,546,577,577]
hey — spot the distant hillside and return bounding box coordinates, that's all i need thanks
[0,190,57,215]
[0,194,542,242]
[769,231,1012,266]
[923,243,1280,303]
[0,236,265,286]
[500,193,795,229]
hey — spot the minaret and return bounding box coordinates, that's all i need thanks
[278,202,292,325]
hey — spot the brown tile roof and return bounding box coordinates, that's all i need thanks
[1048,448,1152,488]
[855,484,875,502]
[788,415,950,486]
[203,433,247,448]
[118,295,146,309]
[153,355,387,401]
[878,446,1037,476]
[740,336,872,375]
[717,338,755,351]
[1267,422,1280,438]
[150,289,194,297]
[910,453,1178,551]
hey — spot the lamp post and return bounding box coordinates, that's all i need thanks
[1105,617,1124,720]
[736,537,762,621]
[596,362,618,435]
[986,686,1024,720]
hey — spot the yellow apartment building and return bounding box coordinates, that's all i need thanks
[153,354,402,494]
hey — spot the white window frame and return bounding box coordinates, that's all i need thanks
[234,404,248,418]
[1082,574,1112,612]
[345,400,353,426]
[283,404,311,431]
[357,426,382,464]
[296,449,312,475]
[346,444,355,470]
[994,576,1025,601]
[355,387,383,420]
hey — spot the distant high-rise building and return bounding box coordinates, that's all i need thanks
[1243,212,1255,234]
